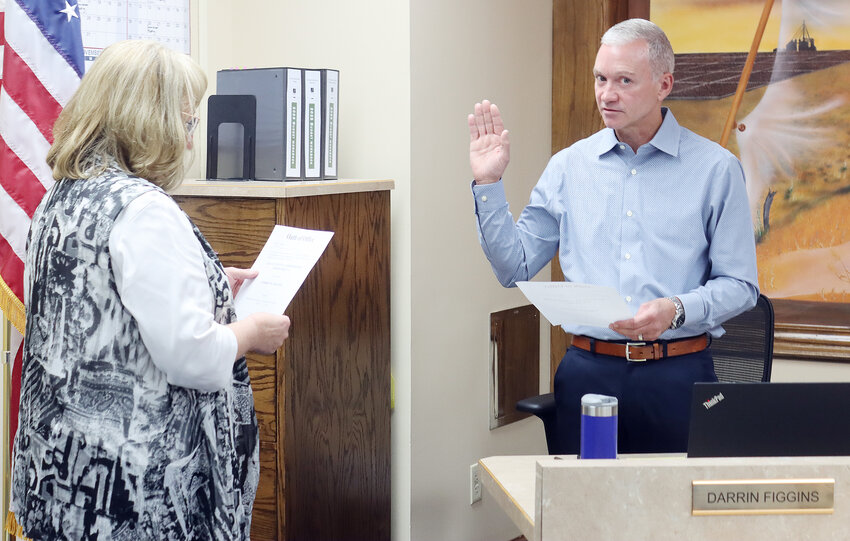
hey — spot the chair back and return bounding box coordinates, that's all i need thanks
[709,294,774,383]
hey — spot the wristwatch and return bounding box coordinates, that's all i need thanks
[667,296,685,329]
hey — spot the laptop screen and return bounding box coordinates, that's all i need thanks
[687,382,850,457]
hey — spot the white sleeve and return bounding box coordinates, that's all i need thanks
[110,190,238,392]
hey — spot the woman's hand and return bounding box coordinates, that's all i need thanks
[229,312,291,358]
[224,267,258,297]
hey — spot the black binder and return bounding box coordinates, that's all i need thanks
[216,67,303,181]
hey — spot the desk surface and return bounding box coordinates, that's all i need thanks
[478,456,543,541]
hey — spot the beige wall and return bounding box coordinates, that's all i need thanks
[409,1,552,540]
[773,359,850,382]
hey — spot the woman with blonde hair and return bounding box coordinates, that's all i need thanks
[9,40,290,540]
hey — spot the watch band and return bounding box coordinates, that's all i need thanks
[667,296,685,329]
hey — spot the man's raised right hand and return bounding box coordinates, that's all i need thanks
[468,99,511,185]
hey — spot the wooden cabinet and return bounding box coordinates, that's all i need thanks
[173,180,392,541]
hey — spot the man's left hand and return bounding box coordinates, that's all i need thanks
[610,297,677,341]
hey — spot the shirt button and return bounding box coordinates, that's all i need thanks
[627,210,633,217]
[619,145,626,150]
[625,296,632,302]
[625,253,631,260]
[481,195,488,202]
[631,169,637,175]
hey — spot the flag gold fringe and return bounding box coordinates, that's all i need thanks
[1,283,25,540]
[5,510,31,540]
[0,279,25,336]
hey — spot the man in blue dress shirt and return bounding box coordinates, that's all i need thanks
[468,18,759,454]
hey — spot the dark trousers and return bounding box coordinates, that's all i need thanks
[553,344,717,455]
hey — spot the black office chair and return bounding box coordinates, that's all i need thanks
[516,294,775,454]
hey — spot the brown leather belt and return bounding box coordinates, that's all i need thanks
[572,334,709,362]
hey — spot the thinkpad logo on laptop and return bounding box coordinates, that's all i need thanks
[702,392,725,410]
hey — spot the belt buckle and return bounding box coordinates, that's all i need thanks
[625,342,647,362]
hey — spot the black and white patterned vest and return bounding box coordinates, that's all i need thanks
[11,166,259,540]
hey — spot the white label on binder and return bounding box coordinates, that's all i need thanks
[304,69,322,179]
[286,68,302,179]
[324,70,339,177]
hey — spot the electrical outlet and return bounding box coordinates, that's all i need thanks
[469,463,482,504]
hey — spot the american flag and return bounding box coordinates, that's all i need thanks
[0,0,84,446]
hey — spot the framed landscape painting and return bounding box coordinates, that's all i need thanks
[650,0,850,360]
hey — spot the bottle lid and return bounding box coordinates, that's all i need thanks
[581,393,618,417]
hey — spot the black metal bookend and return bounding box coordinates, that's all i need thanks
[206,94,256,180]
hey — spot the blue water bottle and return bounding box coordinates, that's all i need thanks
[580,394,618,459]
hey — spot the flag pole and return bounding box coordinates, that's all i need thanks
[719,0,776,148]
[2,317,10,541]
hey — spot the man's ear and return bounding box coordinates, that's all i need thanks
[658,72,674,101]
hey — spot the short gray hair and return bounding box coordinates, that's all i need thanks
[601,18,675,78]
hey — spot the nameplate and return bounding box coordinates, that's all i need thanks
[692,479,834,515]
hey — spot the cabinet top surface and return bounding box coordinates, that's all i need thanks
[171,178,394,198]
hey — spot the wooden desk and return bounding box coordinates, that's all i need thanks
[173,179,392,541]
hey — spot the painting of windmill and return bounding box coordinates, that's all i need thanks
[653,0,850,302]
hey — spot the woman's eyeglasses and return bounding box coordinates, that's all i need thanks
[183,112,200,135]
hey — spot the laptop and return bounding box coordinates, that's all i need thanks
[687,382,850,457]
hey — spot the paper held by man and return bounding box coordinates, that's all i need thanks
[516,281,634,328]
[234,225,333,320]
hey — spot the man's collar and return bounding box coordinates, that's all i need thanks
[649,107,681,157]
[594,107,681,157]
[595,128,622,156]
